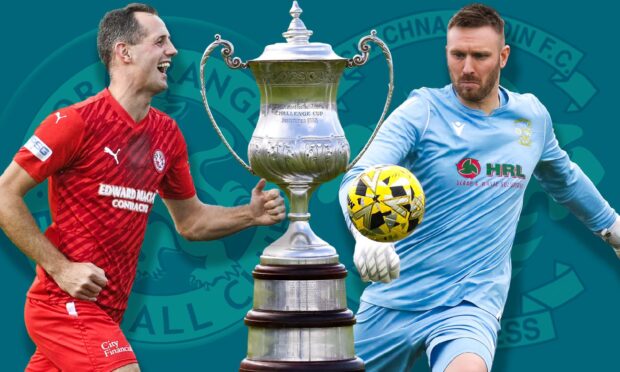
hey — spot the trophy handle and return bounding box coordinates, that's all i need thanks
[345,30,394,171]
[199,34,253,174]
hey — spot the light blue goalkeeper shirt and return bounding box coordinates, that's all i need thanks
[339,84,616,318]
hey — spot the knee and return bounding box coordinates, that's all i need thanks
[445,352,487,372]
[112,363,140,372]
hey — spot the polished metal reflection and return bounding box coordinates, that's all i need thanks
[247,326,355,361]
[201,1,394,369]
[247,60,350,187]
[199,0,393,263]
[260,220,340,265]
[253,278,347,311]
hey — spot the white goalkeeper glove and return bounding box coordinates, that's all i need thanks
[599,214,620,259]
[352,229,400,283]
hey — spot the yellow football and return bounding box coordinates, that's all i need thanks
[347,165,425,242]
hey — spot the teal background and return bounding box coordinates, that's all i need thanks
[1,1,618,371]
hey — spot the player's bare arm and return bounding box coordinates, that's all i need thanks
[0,161,107,301]
[164,178,286,241]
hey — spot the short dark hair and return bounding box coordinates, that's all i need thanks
[97,3,158,70]
[448,3,504,36]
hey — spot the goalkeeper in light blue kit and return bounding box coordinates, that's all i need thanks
[339,4,620,372]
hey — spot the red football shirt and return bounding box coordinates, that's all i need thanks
[14,89,196,317]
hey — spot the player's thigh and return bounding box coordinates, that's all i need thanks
[354,301,423,372]
[444,352,487,372]
[113,363,141,372]
[25,299,138,371]
[25,349,61,372]
[425,302,499,372]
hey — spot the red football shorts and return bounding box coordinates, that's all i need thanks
[24,298,137,371]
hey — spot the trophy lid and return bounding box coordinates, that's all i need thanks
[250,1,345,62]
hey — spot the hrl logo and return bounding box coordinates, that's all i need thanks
[486,163,526,179]
[457,158,481,179]
[457,158,526,180]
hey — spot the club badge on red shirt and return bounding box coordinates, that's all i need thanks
[153,149,166,173]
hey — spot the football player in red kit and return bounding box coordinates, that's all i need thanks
[0,4,286,371]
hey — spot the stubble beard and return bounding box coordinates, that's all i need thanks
[452,62,500,104]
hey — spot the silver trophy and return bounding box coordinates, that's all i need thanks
[200,1,393,370]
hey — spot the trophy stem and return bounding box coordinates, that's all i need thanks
[235,1,367,369]
[285,183,315,222]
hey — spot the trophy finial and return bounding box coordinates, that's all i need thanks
[290,1,302,18]
[282,1,313,44]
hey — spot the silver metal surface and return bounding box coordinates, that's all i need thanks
[199,4,395,366]
[199,3,394,261]
[253,278,347,311]
[346,29,395,171]
[247,59,349,186]
[253,1,344,61]
[259,221,339,264]
[247,326,355,361]
[282,0,313,44]
[199,34,251,173]
[260,255,340,265]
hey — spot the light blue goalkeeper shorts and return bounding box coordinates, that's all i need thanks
[354,300,500,372]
